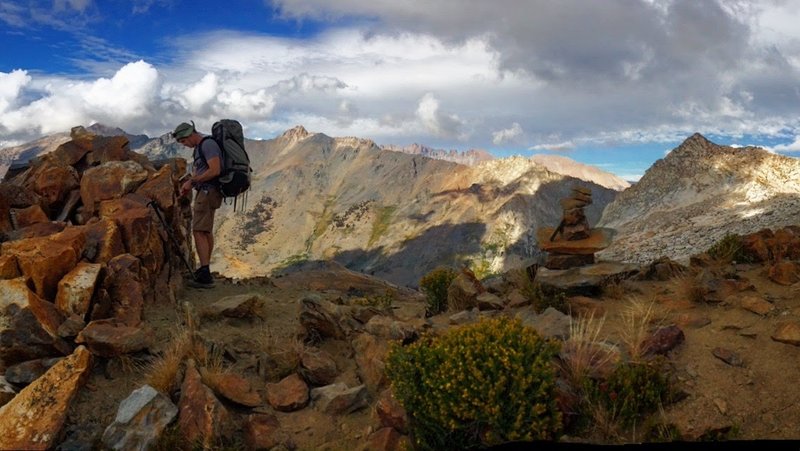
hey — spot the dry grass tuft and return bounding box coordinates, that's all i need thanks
[143,328,191,394]
[670,273,707,303]
[561,314,616,386]
[618,297,665,362]
[115,354,146,375]
[601,280,627,300]
[585,401,624,442]
[198,345,232,389]
[0,314,10,334]
[257,325,307,379]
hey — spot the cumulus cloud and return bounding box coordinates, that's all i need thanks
[769,138,800,153]
[216,89,276,119]
[415,93,464,139]
[5,0,800,179]
[0,61,159,138]
[82,60,159,118]
[492,122,523,145]
[270,0,800,147]
[181,72,220,112]
[0,70,30,113]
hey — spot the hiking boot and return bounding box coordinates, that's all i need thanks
[188,267,215,289]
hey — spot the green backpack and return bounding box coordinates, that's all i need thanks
[198,119,252,210]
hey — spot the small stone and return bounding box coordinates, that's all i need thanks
[713,398,727,415]
[712,347,745,367]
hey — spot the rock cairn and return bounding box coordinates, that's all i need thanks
[537,186,614,270]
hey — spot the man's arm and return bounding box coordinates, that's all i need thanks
[191,156,221,183]
[180,156,221,196]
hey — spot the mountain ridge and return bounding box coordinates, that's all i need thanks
[598,133,800,263]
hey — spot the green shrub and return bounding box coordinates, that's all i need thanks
[583,360,672,428]
[522,281,567,314]
[707,233,753,264]
[419,266,458,315]
[350,291,394,309]
[386,317,563,449]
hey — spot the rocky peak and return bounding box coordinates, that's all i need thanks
[598,133,800,264]
[280,126,312,143]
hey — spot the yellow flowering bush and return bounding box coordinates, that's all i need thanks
[419,266,458,315]
[386,316,562,449]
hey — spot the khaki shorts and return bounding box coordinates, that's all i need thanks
[192,187,222,232]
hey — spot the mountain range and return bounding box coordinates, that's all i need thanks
[3,126,799,287]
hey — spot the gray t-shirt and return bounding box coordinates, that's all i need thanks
[193,137,222,191]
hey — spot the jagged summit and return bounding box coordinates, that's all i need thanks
[280,125,313,143]
[598,132,800,264]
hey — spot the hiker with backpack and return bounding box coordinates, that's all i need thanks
[174,121,222,288]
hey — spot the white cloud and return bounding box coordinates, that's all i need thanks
[415,93,464,139]
[216,89,276,119]
[83,60,159,118]
[769,138,800,153]
[529,141,576,152]
[0,1,25,27]
[0,70,31,113]
[55,0,91,12]
[181,72,219,112]
[492,122,523,145]
[5,0,800,180]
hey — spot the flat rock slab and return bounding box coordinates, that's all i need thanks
[537,227,615,255]
[535,262,640,296]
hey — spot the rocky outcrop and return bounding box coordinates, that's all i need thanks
[598,133,800,264]
[0,127,193,449]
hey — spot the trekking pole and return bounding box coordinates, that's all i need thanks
[147,200,196,280]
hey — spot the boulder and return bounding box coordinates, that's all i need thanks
[771,322,800,346]
[298,349,338,386]
[80,161,148,216]
[0,346,92,450]
[10,205,50,228]
[55,262,102,318]
[243,413,282,451]
[75,319,153,357]
[1,234,83,300]
[310,383,369,415]
[200,293,264,319]
[101,385,178,451]
[4,356,63,386]
[266,373,309,412]
[178,360,231,449]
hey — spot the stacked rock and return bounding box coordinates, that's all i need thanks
[537,186,614,270]
[551,186,592,241]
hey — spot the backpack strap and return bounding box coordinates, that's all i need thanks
[193,136,213,165]
[193,137,222,188]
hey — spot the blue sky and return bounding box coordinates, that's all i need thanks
[3,0,800,181]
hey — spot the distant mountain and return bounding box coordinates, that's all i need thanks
[0,133,71,180]
[209,126,618,286]
[0,123,150,179]
[597,133,800,264]
[530,154,631,191]
[0,124,624,287]
[381,143,494,166]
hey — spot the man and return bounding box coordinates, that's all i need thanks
[174,121,222,288]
